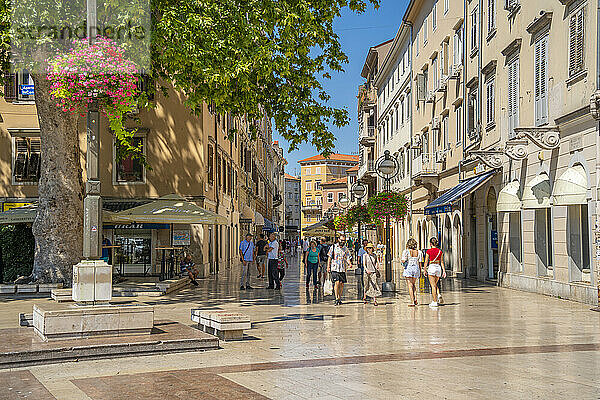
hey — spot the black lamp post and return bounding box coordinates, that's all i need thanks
[351,181,367,247]
[375,150,399,292]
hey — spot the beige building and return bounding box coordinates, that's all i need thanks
[1,76,285,279]
[299,154,358,236]
[358,0,599,305]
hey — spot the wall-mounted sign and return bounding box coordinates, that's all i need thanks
[239,218,253,224]
[20,85,35,96]
[104,223,170,230]
[2,202,33,212]
[491,230,498,249]
[474,164,486,175]
[172,229,191,246]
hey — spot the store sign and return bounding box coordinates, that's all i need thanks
[239,218,253,224]
[20,85,35,96]
[2,202,32,212]
[474,164,486,175]
[172,229,191,246]
[104,223,170,230]
[491,230,498,249]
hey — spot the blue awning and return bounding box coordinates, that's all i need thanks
[262,218,275,231]
[424,171,496,215]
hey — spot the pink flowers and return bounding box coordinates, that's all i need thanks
[367,192,408,224]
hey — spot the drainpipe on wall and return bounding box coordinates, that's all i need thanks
[407,21,414,238]
[594,0,600,308]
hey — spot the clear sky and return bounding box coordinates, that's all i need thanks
[274,1,410,177]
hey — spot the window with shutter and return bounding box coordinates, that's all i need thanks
[471,8,478,52]
[432,1,437,31]
[486,78,495,126]
[115,137,145,183]
[13,138,29,182]
[508,58,520,138]
[416,73,425,101]
[534,35,548,126]
[568,8,585,78]
[424,17,428,45]
[488,0,496,34]
[443,115,449,150]
[27,138,41,181]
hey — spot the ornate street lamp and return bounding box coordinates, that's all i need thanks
[351,180,367,255]
[375,150,399,292]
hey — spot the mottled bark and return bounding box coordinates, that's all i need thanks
[31,74,84,284]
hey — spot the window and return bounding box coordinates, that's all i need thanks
[535,207,553,276]
[115,137,145,183]
[468,90,477,136]
[486,77,495,126]
[534,35,548,126]
[508,57,520,138]
[423,17,428,45]
[338,192,345,202]
[432,57,438,90]
[470,7,479,53]
[17,70,35,101]
[305,197,311,205]
[444,0,449,14]
[456,104,463,145]
[306,181,312,191]
[440,42,448,78]
[568,7,585,78]
[453,27,463,66]
[327,192,334,203]
[400,98,405,125]
[442,115,449,150]
[306,167,311,175]
[432,1,437,31]
[316,196,322,205]
[315,180,322,190]
[315,166,321,174]
[415,32,420,55]
[395,106,399,129]
[488,0,496,35]
[12,137,41,183]
[568,204,590,281]
[406,93,411,120]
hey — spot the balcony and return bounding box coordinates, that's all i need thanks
[412,153,440,186]
[302,203,322,212]
[359,126,376,146]
[357,84,377,111]
[358,160,376,181]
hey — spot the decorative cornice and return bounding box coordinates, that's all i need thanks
[501,38,522,58]
[504,139,529,161]
[591,91,600,120]
[469,150,504,169]
[513,127,560,150]
[526,11,552,35]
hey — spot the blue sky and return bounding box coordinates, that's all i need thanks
[275,1,410,176]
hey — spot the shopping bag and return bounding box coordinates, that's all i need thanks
[323,276,333,296]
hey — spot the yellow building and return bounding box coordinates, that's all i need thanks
[298,154,358,236]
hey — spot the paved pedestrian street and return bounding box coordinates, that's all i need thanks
[0,255,599,400]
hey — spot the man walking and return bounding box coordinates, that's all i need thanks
[255,233,268,278]
[317,237,330,286]
[238,233,255,290]
[265,232,281,289]
[327,234,352,305]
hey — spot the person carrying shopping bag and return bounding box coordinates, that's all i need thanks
[362,242,381,306]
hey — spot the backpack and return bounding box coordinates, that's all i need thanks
[318,244,329,262]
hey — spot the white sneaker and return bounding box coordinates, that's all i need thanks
[437,294,444,304]
[429,301,439,307]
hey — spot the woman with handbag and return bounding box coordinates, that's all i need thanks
[304,240,320,288]
[423,237,446,308]
[362,242,381,306]
[401,238,423,307]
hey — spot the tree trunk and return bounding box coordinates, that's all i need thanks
[31,74,84,284]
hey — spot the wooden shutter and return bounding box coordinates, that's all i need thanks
[416,73,425,101]
[27,138,41,181]
[569,9,585,78]
[13,138,28,181]
[3,72,17,102]
[534,36,548,126]
[508,59,519,138]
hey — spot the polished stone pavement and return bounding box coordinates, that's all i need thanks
[0,254,599,399]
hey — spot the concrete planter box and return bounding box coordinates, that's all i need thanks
[0,285,16,294]
[16,284,38,294]
[33,303,154,341]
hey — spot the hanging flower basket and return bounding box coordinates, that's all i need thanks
[367,191,408,223]
[346,204,372,227]
[333,214,349,231]
[47,37,143,158]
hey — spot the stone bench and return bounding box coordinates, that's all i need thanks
[156,277,191,295]
[191,309,251,341]
[0,283,63,296]
[51,288,75,302]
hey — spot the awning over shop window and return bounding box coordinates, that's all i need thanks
[497,181,521,212]
[255,212,265,226]
[552,165,588,206]
[240,205,254,223]
[302,219,335,235]
[114,194,227,225]
[521,173,551,209]
[424,171,496,215]
[0,205,125,225]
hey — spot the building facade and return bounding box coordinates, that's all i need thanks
[299,154,358,237]
[284,173,301,240]
[1,77,286,280]
[356,0,600,305]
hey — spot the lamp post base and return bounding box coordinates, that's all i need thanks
[382,281,396,292]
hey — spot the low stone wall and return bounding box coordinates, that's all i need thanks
[0,283,63,295]
[499,272,598,305]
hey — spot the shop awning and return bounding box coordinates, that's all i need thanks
[0,205,126,225]
[552,165,588,205]
[255,212,265,226]
[240,205,254,222]
[302,219,335,235]
[263,218,275,232]
[522,173,551,209]
[114,194,227,225]
[497,181,521,212]
[425,171,496,215]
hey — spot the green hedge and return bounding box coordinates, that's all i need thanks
[0,225,35,282]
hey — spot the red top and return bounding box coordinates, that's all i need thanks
[426,248,443,263]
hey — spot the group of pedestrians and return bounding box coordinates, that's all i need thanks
[239,232,289,291]
[401,237,446,308]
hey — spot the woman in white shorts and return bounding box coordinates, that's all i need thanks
[424,237,446,307]
[401,238,422,307]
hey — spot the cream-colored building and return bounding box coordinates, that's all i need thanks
[358,0,599,305]
[299,154,358,236]
[1,77,285,279]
